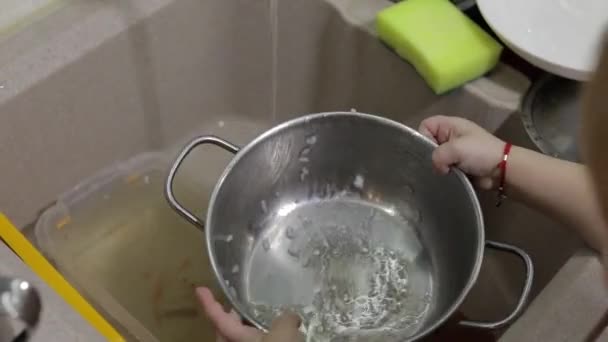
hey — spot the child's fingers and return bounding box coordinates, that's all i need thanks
[228,309,241,322]
[263,312,304,342]
[418,123,439,143]
[418,116,445,143]
[196,287,259,342]
[419,115,472,144]
[432,142,461,175]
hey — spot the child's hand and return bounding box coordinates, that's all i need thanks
[418,116,505,190]
[196,287,303,342]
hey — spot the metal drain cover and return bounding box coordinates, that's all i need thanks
[521,75,582,162]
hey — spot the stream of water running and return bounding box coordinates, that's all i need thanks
[269,0,279,123]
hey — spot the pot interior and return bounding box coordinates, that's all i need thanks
[206,112,484,340]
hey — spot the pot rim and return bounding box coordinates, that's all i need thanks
[205,111,485,340]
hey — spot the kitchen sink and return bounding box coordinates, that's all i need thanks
[1,0,583,340]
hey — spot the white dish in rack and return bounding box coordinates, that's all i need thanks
[477,0,608,80]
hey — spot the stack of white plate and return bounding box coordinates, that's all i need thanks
[477,0,608,80]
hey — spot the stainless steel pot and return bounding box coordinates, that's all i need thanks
[0,277,40,342]
[165,112,534,341]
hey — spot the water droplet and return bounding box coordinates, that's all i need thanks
[232,265,240,274]
[285,226,297,239]
[350,108,357,113]
[305,135,317,145]
[299,156,310,163]
[401,203,422,224]
[313,249,321,256]
[262,239,271,251]
[143,175,150,184]
[225,279,230,287]
[288,245,300,259]
[299,146,311,157]
[353,174,365,189]
[226,235,233,242]
[218,120,225,127]
[261,200,268,213]
[302,256,312,268]
[300,167,309,181]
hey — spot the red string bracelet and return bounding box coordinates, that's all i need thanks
[496,142,513,207]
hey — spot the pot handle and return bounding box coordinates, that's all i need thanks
[459,240,534,330]
[165,136,240,232]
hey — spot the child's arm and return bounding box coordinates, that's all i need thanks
[419,116,608,253]
[507,146,607,252]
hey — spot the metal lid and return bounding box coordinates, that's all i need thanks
[521,75,582,162]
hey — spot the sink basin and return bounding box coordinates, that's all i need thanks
[1,0,582,340]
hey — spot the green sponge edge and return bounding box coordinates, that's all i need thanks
[376,0,503,94]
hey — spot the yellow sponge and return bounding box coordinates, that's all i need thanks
[376,0,503,94]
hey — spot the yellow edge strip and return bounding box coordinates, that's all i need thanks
[0,213,125,341]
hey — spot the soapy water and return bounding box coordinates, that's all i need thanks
[286,226,297,239]
[305,134,318,145]
[261,200,268,213]
[251,244,431,342]
[299,147,311,157]
[245,199,432,342]
[300,167,310,182]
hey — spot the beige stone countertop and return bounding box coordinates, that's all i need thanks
[501,250,608,342]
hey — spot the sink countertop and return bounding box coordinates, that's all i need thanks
[500,250,608,342]
[0,0,606,340]
[0,242,104,341]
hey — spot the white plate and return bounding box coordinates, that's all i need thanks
[477,0,608,81]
